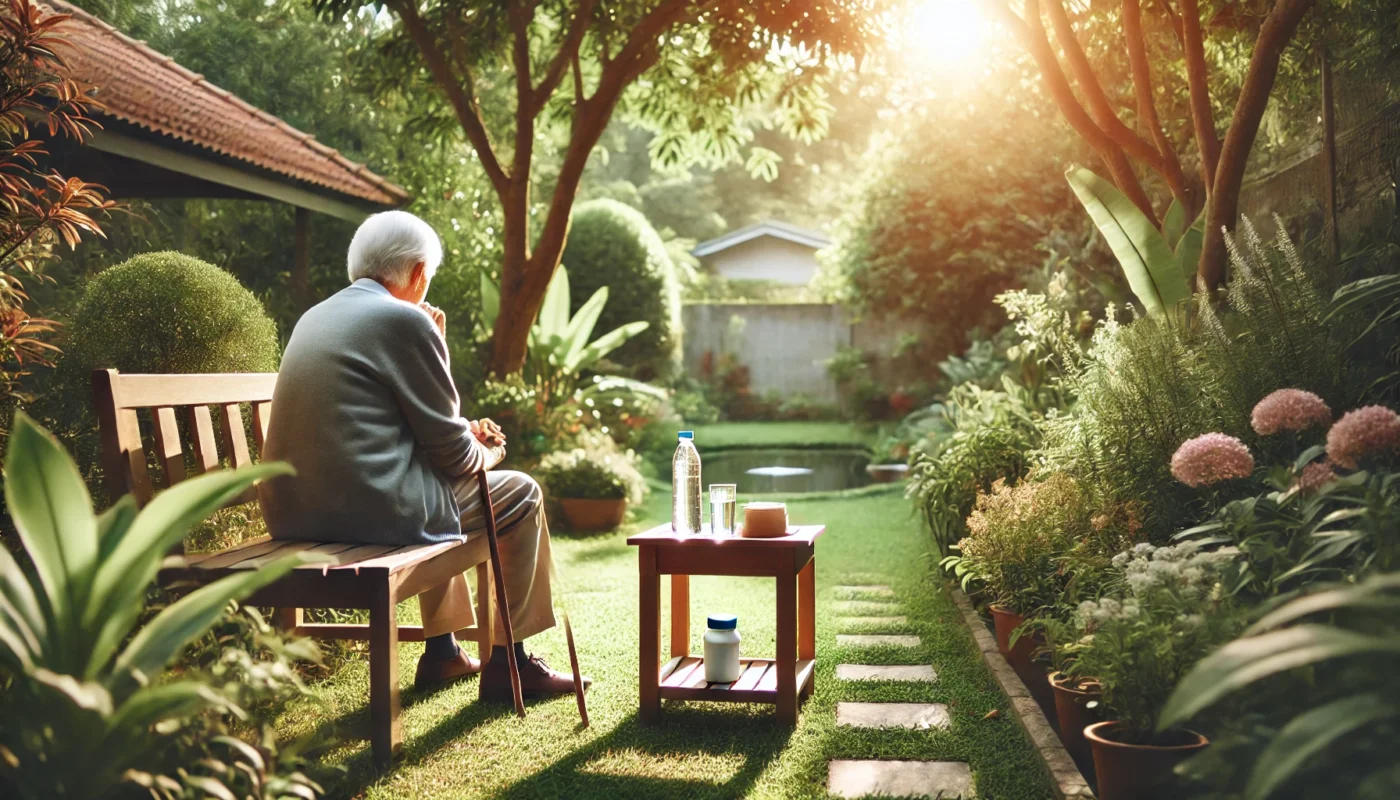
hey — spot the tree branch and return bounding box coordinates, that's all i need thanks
[1199,0,1316,288]
[532,0,597,110]
[390,0,508,194]
[1153,0,1186,50]
[508,2,535,182]
[991,0,1159,224]
[1179,0,1220,189]
[1042,0,1168,176]
[1122,0,1192,214]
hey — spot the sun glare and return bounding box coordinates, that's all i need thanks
[899,0,990,70]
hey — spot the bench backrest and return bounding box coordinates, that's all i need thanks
[91,369,278,507]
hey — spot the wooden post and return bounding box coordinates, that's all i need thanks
[775,561,798,724]
[639,546,661,723]
[292,206,312,311]
[670,574,690,658]
[368,580,402,769]
[798,557,816,662]
[1319,46,1341,270]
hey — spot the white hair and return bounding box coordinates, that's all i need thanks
[346,210,443,287]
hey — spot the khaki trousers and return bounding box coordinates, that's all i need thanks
[416,470,557,644]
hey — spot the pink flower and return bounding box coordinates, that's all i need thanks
[1292,462,1337,494]
[1171,433,1255,488]
[1326,405,1400,469]
[1251,389,1332,436]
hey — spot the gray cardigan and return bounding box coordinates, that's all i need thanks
[257,279,486,545]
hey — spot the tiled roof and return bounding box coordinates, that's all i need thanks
[44,0,408,208]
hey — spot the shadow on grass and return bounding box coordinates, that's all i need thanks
[492,704,795,800]
[309,679,514,798]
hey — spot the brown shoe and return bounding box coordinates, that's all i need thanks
[414,647,482,690]
[480,652,592,702]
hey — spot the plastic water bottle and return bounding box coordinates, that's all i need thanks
[672,431,702,534]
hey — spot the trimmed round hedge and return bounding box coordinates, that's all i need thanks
[65,251,280,375]
[562,199,681,380]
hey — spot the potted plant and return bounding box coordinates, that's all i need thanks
[943,474,1111,667]
[537,431,646,532]
[1022,616,1102,766]
[1072,542,1240,800]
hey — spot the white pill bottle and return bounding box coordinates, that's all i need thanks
[703,614,742,683]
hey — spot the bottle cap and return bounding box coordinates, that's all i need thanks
[678,431,694,439]
[707,614,737,630]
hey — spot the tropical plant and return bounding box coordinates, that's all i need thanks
[1070,541,1241,742]
[1065,165,1199,317]
[1160,572,1400,800]
[0,412,307,799]
[1,0,114,431]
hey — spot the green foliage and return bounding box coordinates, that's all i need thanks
[63,251,280,376]
[942,473,1139,615]
[1161,573,1400,800]
[1069,542,1242,741]
[833,74,1102,360]
[561,199,680,379]
[536,430,645,504]
[906,383,1041,557]
[1065,166,1196,316]
[0,413,311,798]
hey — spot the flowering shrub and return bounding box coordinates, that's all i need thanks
[1170,433,1254,488]
[1067,542,1241,741]
[1326,405,1400,469]
[943,473,1141,615]
[1250,388,1331,436]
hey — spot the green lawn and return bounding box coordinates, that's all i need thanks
[280,425,1051,799]
[691,421,878,450]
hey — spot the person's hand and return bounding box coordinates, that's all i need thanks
[472,417,506,447]
[420,302,446,339]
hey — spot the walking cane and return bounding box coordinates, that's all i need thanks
[477,470,589,725]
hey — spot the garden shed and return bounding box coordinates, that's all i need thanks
[692,220,832,285]
[40,0,408,303]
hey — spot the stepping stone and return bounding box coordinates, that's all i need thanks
[837,634,921,648]
[837,702,951,730]
[833,601,901,615]
[835,584,895,598]
[841,615,908,628]
[828,760,975,799]
[836,664,937,682]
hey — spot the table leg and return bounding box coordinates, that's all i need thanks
[798,556,816,661]
[776,567,798,724]
[639,547,661,723]
[670,573,690,658]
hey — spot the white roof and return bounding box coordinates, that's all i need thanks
[691,220,831,257]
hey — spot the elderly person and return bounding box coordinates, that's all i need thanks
[258,210,586,699]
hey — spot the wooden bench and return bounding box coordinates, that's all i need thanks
[92,368,496,768]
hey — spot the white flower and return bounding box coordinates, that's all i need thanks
[1111,551,1131,568]
[1133,543,1155,555]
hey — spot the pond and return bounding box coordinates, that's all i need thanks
[678,448,873,494]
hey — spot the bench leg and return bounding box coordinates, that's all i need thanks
[475,561,493,663]
[369,582,402,769]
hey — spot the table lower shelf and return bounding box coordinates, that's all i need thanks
[658,655,815,703]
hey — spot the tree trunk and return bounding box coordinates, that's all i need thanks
[1195,0,1315,291]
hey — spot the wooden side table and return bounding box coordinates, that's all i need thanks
[626,523,825,724]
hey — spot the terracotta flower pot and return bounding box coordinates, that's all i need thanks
[558,497,627,532]
[1049,673,1101,765]
[1084,720,1209,800]
[988,605,1036,668]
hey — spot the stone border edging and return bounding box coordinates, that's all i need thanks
[949,589,1095,800]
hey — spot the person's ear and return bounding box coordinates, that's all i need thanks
[411,261,427,289]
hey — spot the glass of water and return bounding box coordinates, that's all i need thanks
[709,484,737,536]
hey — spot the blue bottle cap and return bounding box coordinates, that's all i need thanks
[678,431,694,439]
[707,614,737,630]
